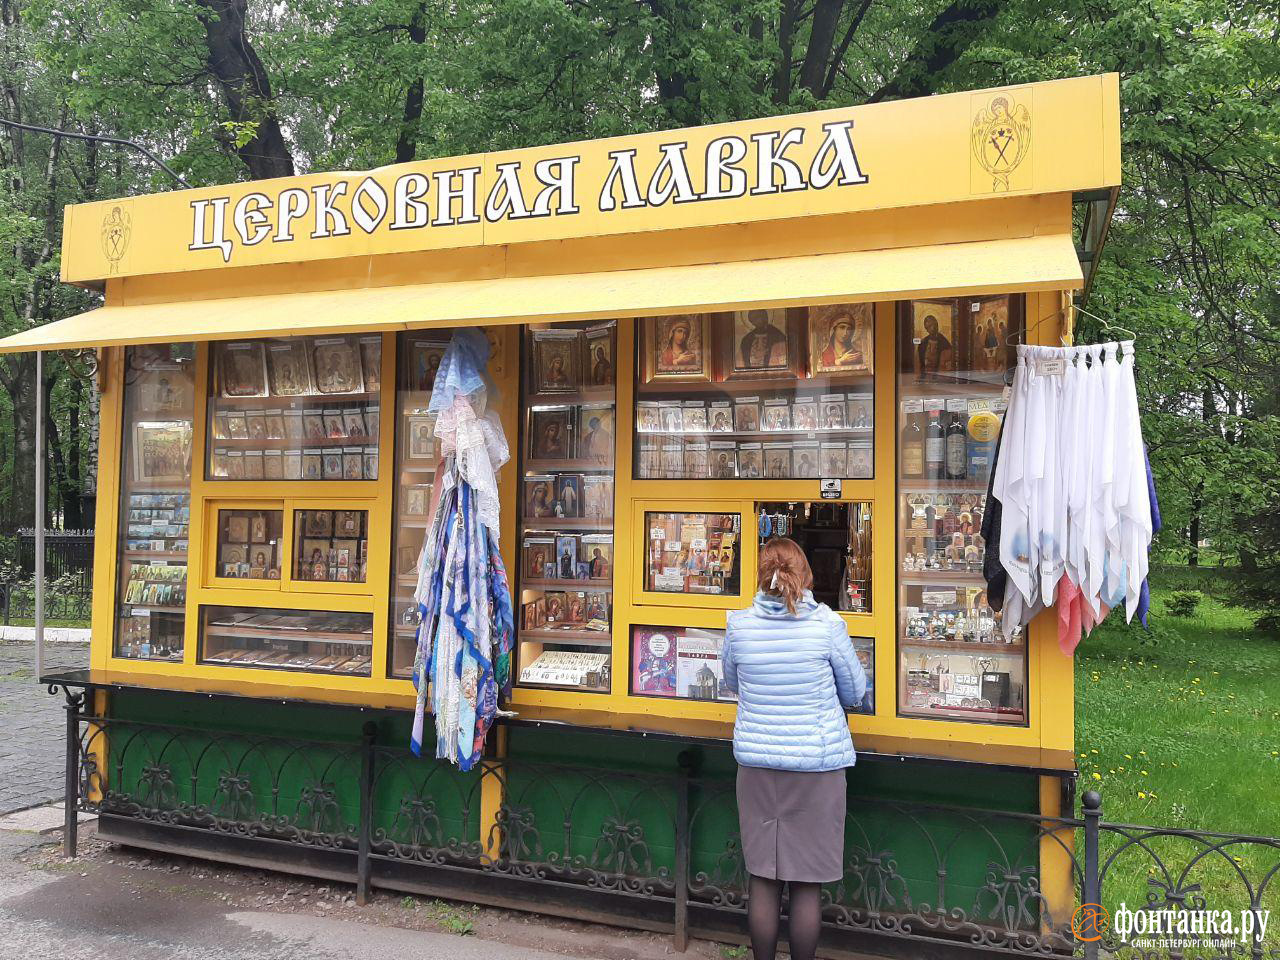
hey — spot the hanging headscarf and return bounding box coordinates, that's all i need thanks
[410,329,513,769]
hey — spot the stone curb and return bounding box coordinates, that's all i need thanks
[0,626,91,644]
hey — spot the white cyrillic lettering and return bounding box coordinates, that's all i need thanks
[232,192,272,246]
[432,167,481,226]
[391,173,430,230]
[646,142,697,206]
[189,197,232,263]
[810,120,870,188]
[485,162,531,221]
[311,182,351,238]
[751,128,806,194]
[275,187,309,242]
[598,149,645,211]
[350,177,389,234]
[703,136,748,199]
[530,156,579,215]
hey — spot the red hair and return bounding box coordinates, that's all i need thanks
[757,537,813,613]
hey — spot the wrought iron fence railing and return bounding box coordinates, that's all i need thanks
[48,686,1280,959]
[1,583,92,625]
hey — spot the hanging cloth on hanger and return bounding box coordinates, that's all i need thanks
[988,339,1155,644]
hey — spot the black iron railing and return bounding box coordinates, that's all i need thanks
[48,686,1280,959]
[1,584,92,625]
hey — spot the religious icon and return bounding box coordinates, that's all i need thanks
[524,478,556,518]
[555,474,582,518]
[409,340,447,392]
[405,415,436,461]
[265,340,313,396]
[532,329,580,394]
[583,324,615,386]
[578,406,614,463]
[132,423,190,483]
[311,337,364,394]
[358,336,382,391]
[730,309,792,377]
[970,296,1012,375]
[645,314,710,382]
[911,300,957,382]
[215,342,268,398]
[809,303,872,374]
[529,408,573,460]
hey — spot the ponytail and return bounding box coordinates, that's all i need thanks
[756,537,813,613]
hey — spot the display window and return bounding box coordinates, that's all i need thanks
[209,505,284,587]
[633,306,873,480]
[643,511,742,596]
[115,344,195,661]
[199,604,373,675]
[293,508,368,585]
[629,624,875,714]
[205,334,381,482]
[388,332,447,677]
[756,500,872,614]
[895,295,1027,725]
[516,321,617,693]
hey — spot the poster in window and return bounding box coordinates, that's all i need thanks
[132,423,190,483]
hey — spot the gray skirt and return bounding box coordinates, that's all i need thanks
[736,765,847,883]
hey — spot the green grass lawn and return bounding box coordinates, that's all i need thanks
[1075,572,1280,948]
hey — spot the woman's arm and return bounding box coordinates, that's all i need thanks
[828,617,867,708]
[721,620,739,695]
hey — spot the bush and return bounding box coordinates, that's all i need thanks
[1167,590,1204,617]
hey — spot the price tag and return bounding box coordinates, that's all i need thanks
[1038,357,1066,376]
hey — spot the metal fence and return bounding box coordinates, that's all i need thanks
[0,584,92,625]
[49,686,1280,959]
[15,530,95,591]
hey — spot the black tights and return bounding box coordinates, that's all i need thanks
[747,874,822,960]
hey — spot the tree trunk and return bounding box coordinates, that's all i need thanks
[644,0,698,126]
[394,3,428,164]
[868,0,1006,103]
[193,0,295,180]
[773,0,798,105]
[798,0,844,99]
[64,374,84,531]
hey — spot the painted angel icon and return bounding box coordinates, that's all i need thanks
[971,96,1031,192]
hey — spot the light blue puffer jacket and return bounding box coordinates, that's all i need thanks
[722,591,867,772]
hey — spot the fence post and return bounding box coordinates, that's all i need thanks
[1081,789,1102,960]
[63,691,84,858]
[673,752,694,952]
[356,720,376,905]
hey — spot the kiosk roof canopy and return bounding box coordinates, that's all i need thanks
[0,232,1082,353]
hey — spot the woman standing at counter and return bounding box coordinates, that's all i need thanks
[722,538,866,960]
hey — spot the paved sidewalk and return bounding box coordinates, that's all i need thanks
[0,642,89,815]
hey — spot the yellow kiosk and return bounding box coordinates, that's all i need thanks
[7,73,1120,956]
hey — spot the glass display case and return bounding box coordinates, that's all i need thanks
[388,333,447,677]
[206,334,381,481]
[115,345,194,660]
[199,605,373,674]
[756,500,872,613]
[517,320,616,692]
[630,625,875,713]
[633,306,873,479]
[896,295,1026,724]
[213,508,283,580]
[643,511,741,596]
[293,509,368,583]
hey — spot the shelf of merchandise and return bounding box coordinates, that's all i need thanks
[521,580,613,592]
[899,639,1025,653]
[211,392,380,408]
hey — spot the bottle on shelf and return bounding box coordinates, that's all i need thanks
[901,399,924,479]
[945,398,968,480]
[924,400,945,480]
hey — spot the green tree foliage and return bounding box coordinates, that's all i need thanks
[2,0,1278,624]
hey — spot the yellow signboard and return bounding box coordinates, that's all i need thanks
[61,73,1119,284]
